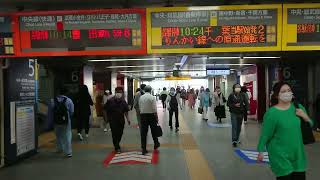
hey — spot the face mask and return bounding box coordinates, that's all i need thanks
[170,90,175,94]
[235,88,241,93]
[279,92,293,102]
[115,93,123,99]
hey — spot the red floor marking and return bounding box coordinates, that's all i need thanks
[103,150,159,167]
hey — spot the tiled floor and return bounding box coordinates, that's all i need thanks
[0,103,319,180]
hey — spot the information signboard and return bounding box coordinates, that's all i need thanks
[17,9,146,56]
[207,69,230,76]
[147,5,282,53]
[0,15,14,57]
[283,4,320,50]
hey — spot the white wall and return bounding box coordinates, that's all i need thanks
[111,72,117,95]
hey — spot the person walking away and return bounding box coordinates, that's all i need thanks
[105,87,131,153]
[180,87,187,107]
[188,89,196,109]
[213,86,226,123]
[315,94,320,132]
[139,85,161,155]
[257,82,313,180]
[200,88,212,121]
[102,90,112,132]
[160,87,168,111]
[227,84,249,147]
[133,84,146,130]
[166,87,182,132]
[76,85,93,141]
[49,86,74,158]
[241,86,250,124]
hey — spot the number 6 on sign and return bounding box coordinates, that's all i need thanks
[28,59,35,77]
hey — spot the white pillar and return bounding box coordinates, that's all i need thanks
[111,72,117,95]
[83,66,93,97]
[124,77,128,102]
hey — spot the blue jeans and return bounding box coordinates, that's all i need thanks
[55,124,72,155]
[231,113,243,142]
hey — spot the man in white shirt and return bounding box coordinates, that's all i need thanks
[139,85,160,155]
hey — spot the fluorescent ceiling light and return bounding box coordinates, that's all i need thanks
[88,57,161,62]
[107,65,165,69]
[206,64,255,66]
[208,57,239,60]
[243,57,280,59]
[188,7,219,11]
[119,70,172,73]
[208,56,280,60]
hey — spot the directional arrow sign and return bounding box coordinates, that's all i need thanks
[235,149,269,164]
[103,150,159,167]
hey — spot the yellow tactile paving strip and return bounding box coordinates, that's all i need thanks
[179,114,216,180]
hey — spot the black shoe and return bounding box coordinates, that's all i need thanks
[232,142,237,147]
[154,142,160,150]
[116,149,122,154]
[170,126,173,130]
[175,128,179,132]
[142,150,149,155]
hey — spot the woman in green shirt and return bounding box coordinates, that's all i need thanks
[257,82,313,180]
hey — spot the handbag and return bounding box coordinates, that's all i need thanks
[293,102,315,145]
[198,107,203,114]
[154,124,163,137]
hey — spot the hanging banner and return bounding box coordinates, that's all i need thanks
[0,15,15,57]
[16,9,146,56]
[147,5,282,54]
[283,4,320,50]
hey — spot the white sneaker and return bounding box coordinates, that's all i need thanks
[104,128,107,132]
[85,134,89,138]
[78,133,83,141]
[244,121,248,124]
[316,128,320,132]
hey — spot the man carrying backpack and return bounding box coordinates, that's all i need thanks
[49,86,74,158]
[166,87,182,132]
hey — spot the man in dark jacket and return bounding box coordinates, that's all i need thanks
[105,87,131,153]
[227,84,249,147]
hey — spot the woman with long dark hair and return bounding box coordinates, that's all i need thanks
[76,85,93,140]
[257,82,313,180]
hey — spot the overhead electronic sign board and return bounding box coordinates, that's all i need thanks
[17,9,146,56]
[207,69,230,76]
[147,5,282,54]
[283,4,320,50]
[0,15,15,57]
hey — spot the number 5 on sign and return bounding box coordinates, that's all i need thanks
[28,59,35,77]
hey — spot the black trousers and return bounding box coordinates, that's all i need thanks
[276,172,306,180]
[140,114,159,151]
[161,100,166,109]
[169,110,179,128]
[243,111,248,122]
[77,115,90,134]
[109,120,125,150]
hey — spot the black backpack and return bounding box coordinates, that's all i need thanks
[169,94,178,110]
[53,97,69,125]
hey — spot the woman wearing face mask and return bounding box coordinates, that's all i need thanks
[213,86,226,123]
[200,88,212,121]
[227,84,249,147]
[257,82,313,180]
